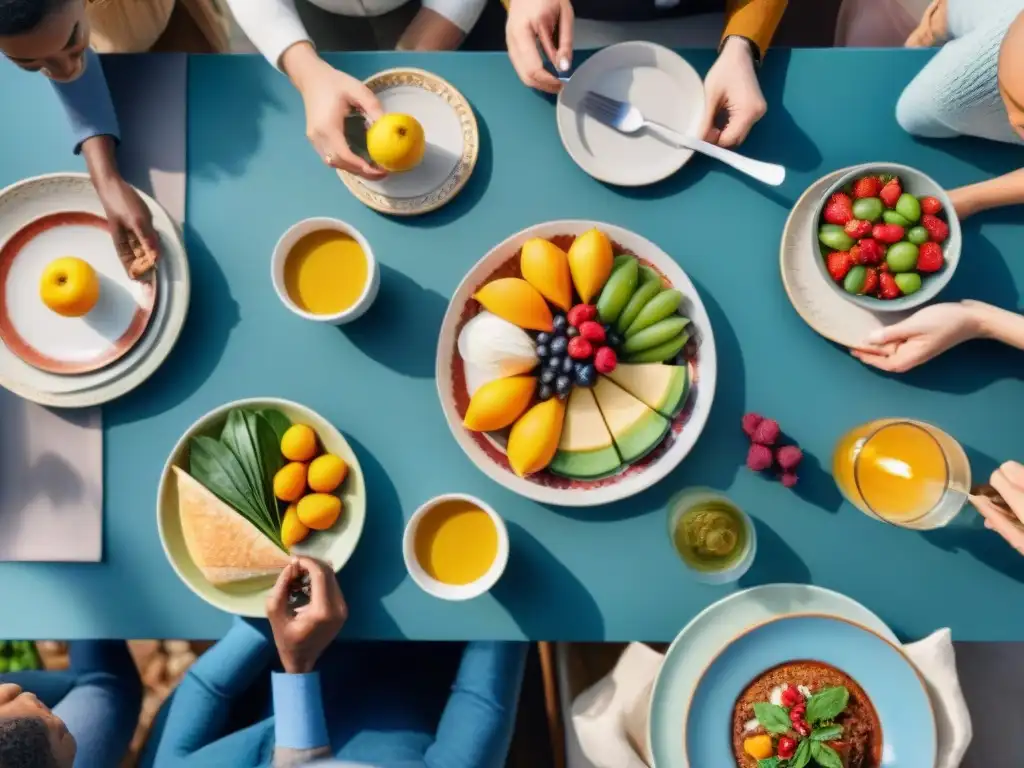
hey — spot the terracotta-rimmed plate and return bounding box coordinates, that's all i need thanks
[649,585,896,768]
[0,173,189,407]
[157,398,367,617]
[557,42,705,187]
[781,168,915,349]
[0,211,156,374]
[435,220,717,507]
[686,614,936,768]
[339,68,478,216]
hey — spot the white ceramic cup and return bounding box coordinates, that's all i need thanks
[402,493,509,601]
[270,217,380,325]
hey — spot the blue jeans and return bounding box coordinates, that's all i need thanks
[0,641,142,768]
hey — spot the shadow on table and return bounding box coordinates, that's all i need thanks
[788,445,844,514]
[337,434,405,638]
[341,264,447,379]
[106,226,238,426]
[493,521,605,641]
[911,133,1021,187]
[739,516,812,588]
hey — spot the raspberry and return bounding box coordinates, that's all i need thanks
[789,704,807,723]
[778,737,797,760]
[794,720,811,737]
[776,445,804,471]
[578,320,606,343]
[567,304,597,327]
[747,444,773,472]
[752,419,780,446]
[781,473,799,488]
[593,346,617,373]
[567,336,593,360]
[780,685,804,708]
[742,413,764,439]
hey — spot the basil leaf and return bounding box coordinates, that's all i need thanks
[805,686,849,725]
[758,759,782,768]
[810,724,843,742]
[810,742,843,768]
[753,702,792,734]
[260,408,293,446]
[791,739,812,768]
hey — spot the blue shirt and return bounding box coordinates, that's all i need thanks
[51,47,120,153]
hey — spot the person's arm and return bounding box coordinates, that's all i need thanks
[423,642,528,768]
[969,300,1024,349]
[271,672,331,767]
[398,0,488,50]
[949,168,1024,218]
[50,47,119,154]
[722,0,788,60]
[224,0,310,71]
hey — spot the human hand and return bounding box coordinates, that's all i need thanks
[267,557,348,674]
[506,0,573,94]
[397,8,465,51]
[700,37,766,148]
[970,462,1024,555]
[282,44,386,180]
[94,174,160,279]
[851,302,982,373]
[905,0,948,47]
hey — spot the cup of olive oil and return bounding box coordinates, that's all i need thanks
[667,488,756,584]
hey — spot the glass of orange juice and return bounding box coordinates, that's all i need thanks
[832,419,970,529]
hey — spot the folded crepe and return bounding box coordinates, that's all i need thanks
[173,466,290,587]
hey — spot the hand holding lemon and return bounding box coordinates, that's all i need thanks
[366,114,426,173]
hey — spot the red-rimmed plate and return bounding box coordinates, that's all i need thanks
[0,211,157,374]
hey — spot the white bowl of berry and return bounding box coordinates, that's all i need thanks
[435,221,717,507]
[813,163,960,312]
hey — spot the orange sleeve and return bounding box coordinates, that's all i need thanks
[722,0,788,59]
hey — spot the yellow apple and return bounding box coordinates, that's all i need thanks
[366,113,426,173]
[40,257,100,317]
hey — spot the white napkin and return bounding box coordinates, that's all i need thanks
[571,630,971,768]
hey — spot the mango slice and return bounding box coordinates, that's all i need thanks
[507,398,566,477]
[567,229,613,304]
[521,238,572,311]
[474,278,553,332]
[463,376,537,432]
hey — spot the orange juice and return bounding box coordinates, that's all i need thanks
[284,230,368,315]
[832,419,970,529]
[414,499,498,585]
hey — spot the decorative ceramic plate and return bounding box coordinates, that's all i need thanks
[686,615,936,768]
[157,398,367,617]
[781,168,920,349]
[0,211,156,374]
[436,220,717,507]
[649,584,896,768]
[0,174,189,407]
[339,68,478,216]
[557,42,704,186]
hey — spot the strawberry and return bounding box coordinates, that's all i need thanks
[917,241,945,272]
[878,272,902,300]
[861,266,879,296]
[872,223,904,244]
[844,219,872,239]
[879,178,902,208]
[567,336,593,360]
[922,213,950,243]
[880,262,891,273]
[593,346,617,373]
[567,304,598,327]
[826,251,853,282]
[849,244,863,264]
[856,238,884,265]
[920,196,942,215]
[578,320,606,344]
[823,192,854,226]
[852,176,882,199]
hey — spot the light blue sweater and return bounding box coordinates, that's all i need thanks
[51,48,120,153]
[897,0,1024,144]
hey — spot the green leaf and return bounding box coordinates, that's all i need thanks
[189,435,278,543]
[220,409,286,546]
[753,702,792,735]
[805,687,849,725]
[221,410,266,512]
[260,408,293,445]
[757,759,782,768]
[252,412,286,529]
[791,739,812,768]
[810,724,843,742]
[810,742,843,768]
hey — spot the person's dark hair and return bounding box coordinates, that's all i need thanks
[0,0,70,37]
[0,718,56,768]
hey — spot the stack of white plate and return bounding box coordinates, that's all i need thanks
[0,173,189,408]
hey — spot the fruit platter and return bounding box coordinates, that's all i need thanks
[436,221,717,506]
[157,398,366,616]
[814,163,960,312]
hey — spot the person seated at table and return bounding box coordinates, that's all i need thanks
[140,556,527,767]
[504,0,787,148]
[851,300,1024,373]
[0,641,142,768]
[837,0,1024,219]
[972,460,1024,556]
[0,0,159,277]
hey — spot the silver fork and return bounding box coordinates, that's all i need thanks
[582,91,786,187]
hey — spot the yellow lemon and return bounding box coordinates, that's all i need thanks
[39,257,100,317]
[281,424,318,462]
[281,504,310,549]
[297,493,342,531]
[273,462,307,502]
[366,113,425,172]
[308,454,348,493]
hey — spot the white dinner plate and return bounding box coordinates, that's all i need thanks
[0,174,190,408]
[781,168,915,349]
[339,68,479,215]
[648,584,896,768]
[557,42,705,187]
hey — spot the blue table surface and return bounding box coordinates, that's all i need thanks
[1,49,1023,642]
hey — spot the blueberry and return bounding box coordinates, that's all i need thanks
[561,356,575,375]
[535,332,551,345]
[540,368,556,385]
[574,364,596,388]
[555,375,572,396]
[538,384,554,401]
[566,326,580,338]
[547,355,562,370]
[606,331,623,349]
[557,390,570,400]
[552,314,568,332]
[535,344,549,359]
[550,336,568,356]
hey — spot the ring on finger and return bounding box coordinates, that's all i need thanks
[323,152,334,165]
